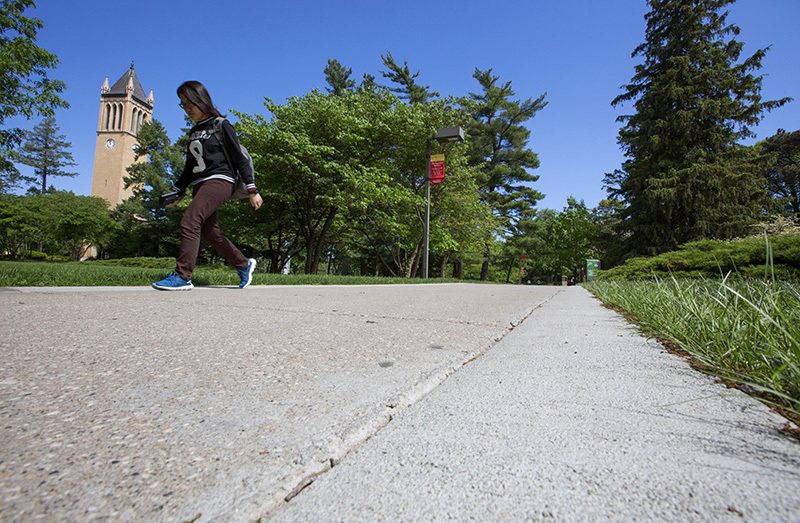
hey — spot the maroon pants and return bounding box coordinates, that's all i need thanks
[175,178,248,280]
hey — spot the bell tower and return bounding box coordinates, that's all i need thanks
[90,62,154,208]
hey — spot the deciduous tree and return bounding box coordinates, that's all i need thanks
[236,91,403,274]
[47,192,118,261]
[0,0,68,192]
[0,191,117,260]
[0,193,39,258]
[234,90,485,277]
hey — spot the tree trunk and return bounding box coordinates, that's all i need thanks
[407,238,422,278]
[453,259,463,279]
[480,258,489,281]
[305,210,336,274]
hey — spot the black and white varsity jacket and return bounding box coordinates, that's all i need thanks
[175,117,256,193]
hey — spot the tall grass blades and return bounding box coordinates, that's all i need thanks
[765,232,776,282]
[588,277,800,423]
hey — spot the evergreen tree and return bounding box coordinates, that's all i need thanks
[0,0,68,192]
[16,116,77,193]
[467,67,547,279]
[324,59,355,96]
[592,198,627,267]
[760,129,800,218]
[379,51,437,104]
[111,119,185,258]
[359,73,377,93]
[608,0,791,255]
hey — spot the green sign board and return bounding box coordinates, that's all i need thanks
[585,259,600,282]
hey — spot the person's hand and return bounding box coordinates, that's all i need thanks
[250,192,263,210]
[159,189,183,207]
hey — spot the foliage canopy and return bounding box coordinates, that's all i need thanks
[0,0,68,192]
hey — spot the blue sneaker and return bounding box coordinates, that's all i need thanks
[237,258,256,289]
[152,272,194,291]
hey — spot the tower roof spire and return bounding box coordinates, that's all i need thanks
[105,62,151,107]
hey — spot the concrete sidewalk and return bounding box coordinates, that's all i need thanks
[272,287,800,522]
[1,283,559,522]
[1,284,797,522]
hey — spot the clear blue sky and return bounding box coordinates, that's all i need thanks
[12,0,800,210]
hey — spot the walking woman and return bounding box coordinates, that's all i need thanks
[152,81,263,290]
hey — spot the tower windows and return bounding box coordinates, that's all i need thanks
[103,105,148,133]
[104,103,126,131]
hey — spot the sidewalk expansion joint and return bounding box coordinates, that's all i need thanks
[265,288,564,519]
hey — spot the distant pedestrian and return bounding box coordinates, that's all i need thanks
[152,81,262,291]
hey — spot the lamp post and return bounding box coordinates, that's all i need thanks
[423,126,464,279]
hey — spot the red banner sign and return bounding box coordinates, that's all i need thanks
[430,154,445,184]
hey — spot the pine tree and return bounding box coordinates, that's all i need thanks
[16,116,77,193]
[114,119,185,258]
[609,0,791,255]
[359,73,376,92]
[467,68,547,279]
[324,59,355,96]
[379,51,437,104]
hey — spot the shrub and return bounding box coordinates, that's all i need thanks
[599,233,800,280]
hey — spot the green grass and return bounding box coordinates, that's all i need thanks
[0,260,465,287]
[587,276,800,428]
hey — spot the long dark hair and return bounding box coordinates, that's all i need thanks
[177,81,222,118]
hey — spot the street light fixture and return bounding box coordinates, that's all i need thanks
[423,126,465,279]
[433,126,465,143]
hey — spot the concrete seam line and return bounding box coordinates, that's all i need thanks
[260,289,565,520]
